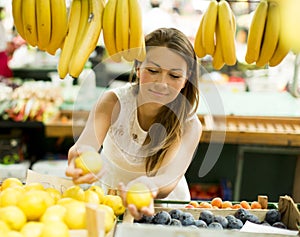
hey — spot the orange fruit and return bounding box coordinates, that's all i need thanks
[250,201,262,209]
[221,201,233,209]
[211,197,222,208]
[240,200,251,209]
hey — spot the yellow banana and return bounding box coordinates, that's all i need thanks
[102,0,121,62]
[75,0,90,46]
[68,0,105,78]
[22,0,38,47]
[245,0,268,64]
[256,2,280,67]
[202,0,218,56]
[269,31,290,67]
[218,0,236,66]
[125,0,144,61]
[212,20,225,70]
[46,0,68,55]
[115,0,129,56]
[36,0,51,51]
[194,14,206,58]
[12,0,26,40]
[57,0,81,79]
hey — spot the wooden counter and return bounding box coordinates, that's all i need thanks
[45,111,300,147]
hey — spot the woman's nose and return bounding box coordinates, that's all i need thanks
[156,71,168,84]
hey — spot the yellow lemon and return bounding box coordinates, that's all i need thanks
[40,204,67,223]
[64,201,86,229]
[74,151,102,174]
[0,187,23,207]
[45,187,62,203]
[40,221,70,237]
[126,183,153,210]
[17,190,47,221]
[7,230,24,237]
[1,178,23,190]
[62,185,85,201]
[97,204,116,233]
[0,219,10,233]
[0,206,27,231]
[20,221,44,237]
[24,182,45,191]
[84,189,100,204]
[102,195,126,216]
[88,185,105,203]
[56,197,78,206]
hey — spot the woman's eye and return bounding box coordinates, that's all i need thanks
[147,68,159,73]
[170,74,182,79]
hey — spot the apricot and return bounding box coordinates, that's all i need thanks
[232,203,242,209]
[188,201,200,208]
[221,201,233,209]
[199,201,212,208]
[240,200,251,209]
[211,197,222,208]
[250,201,262,209]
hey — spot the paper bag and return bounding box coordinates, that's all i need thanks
[278,195,300,230]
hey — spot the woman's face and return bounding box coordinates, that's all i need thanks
[136,47,188,106]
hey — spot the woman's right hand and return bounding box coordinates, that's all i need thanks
[65,145,105,184]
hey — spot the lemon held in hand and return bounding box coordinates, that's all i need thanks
[74,150,102,175]
[126,183,153,210]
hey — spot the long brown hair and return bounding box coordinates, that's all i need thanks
[131,28,199,175]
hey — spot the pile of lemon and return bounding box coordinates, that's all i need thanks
[0,177,125,237]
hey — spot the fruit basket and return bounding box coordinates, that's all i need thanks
[120,197,300,236]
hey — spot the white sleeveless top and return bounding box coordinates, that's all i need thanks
[99,83,191,201]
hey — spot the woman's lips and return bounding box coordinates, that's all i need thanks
[149,89,168,97]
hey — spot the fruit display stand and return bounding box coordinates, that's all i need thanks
[24,170,117,237]
[118,197,300,237]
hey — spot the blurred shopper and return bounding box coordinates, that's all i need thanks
[143,0,177,34]
[0,7,12,78]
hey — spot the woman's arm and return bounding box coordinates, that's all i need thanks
[65,90,120,183]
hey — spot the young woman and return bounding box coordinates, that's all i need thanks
[66,28,202,219]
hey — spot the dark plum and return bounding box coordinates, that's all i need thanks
[169,209,184,220]
[272,222,287,229]
[213,215,228,228]
[179,212,195,226]
[265,209,281,225]
[152,211,171,225]
[208,222,223,230]
[169,218,182,226]
[194,220,208,228]
[199,210,214,225]
[227,217,243,229]
[134,214,153,224]
[245,213,260,224]
[234,208,250,223]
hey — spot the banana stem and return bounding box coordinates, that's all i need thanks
[290,53,300,98]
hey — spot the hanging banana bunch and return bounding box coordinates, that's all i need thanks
[194,0,237,70]
[12,0,68,55]
[245,0,290,67]
[102,0,146,63]
[58,0,105,79]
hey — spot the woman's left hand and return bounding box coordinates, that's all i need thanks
[118,182,157,220]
